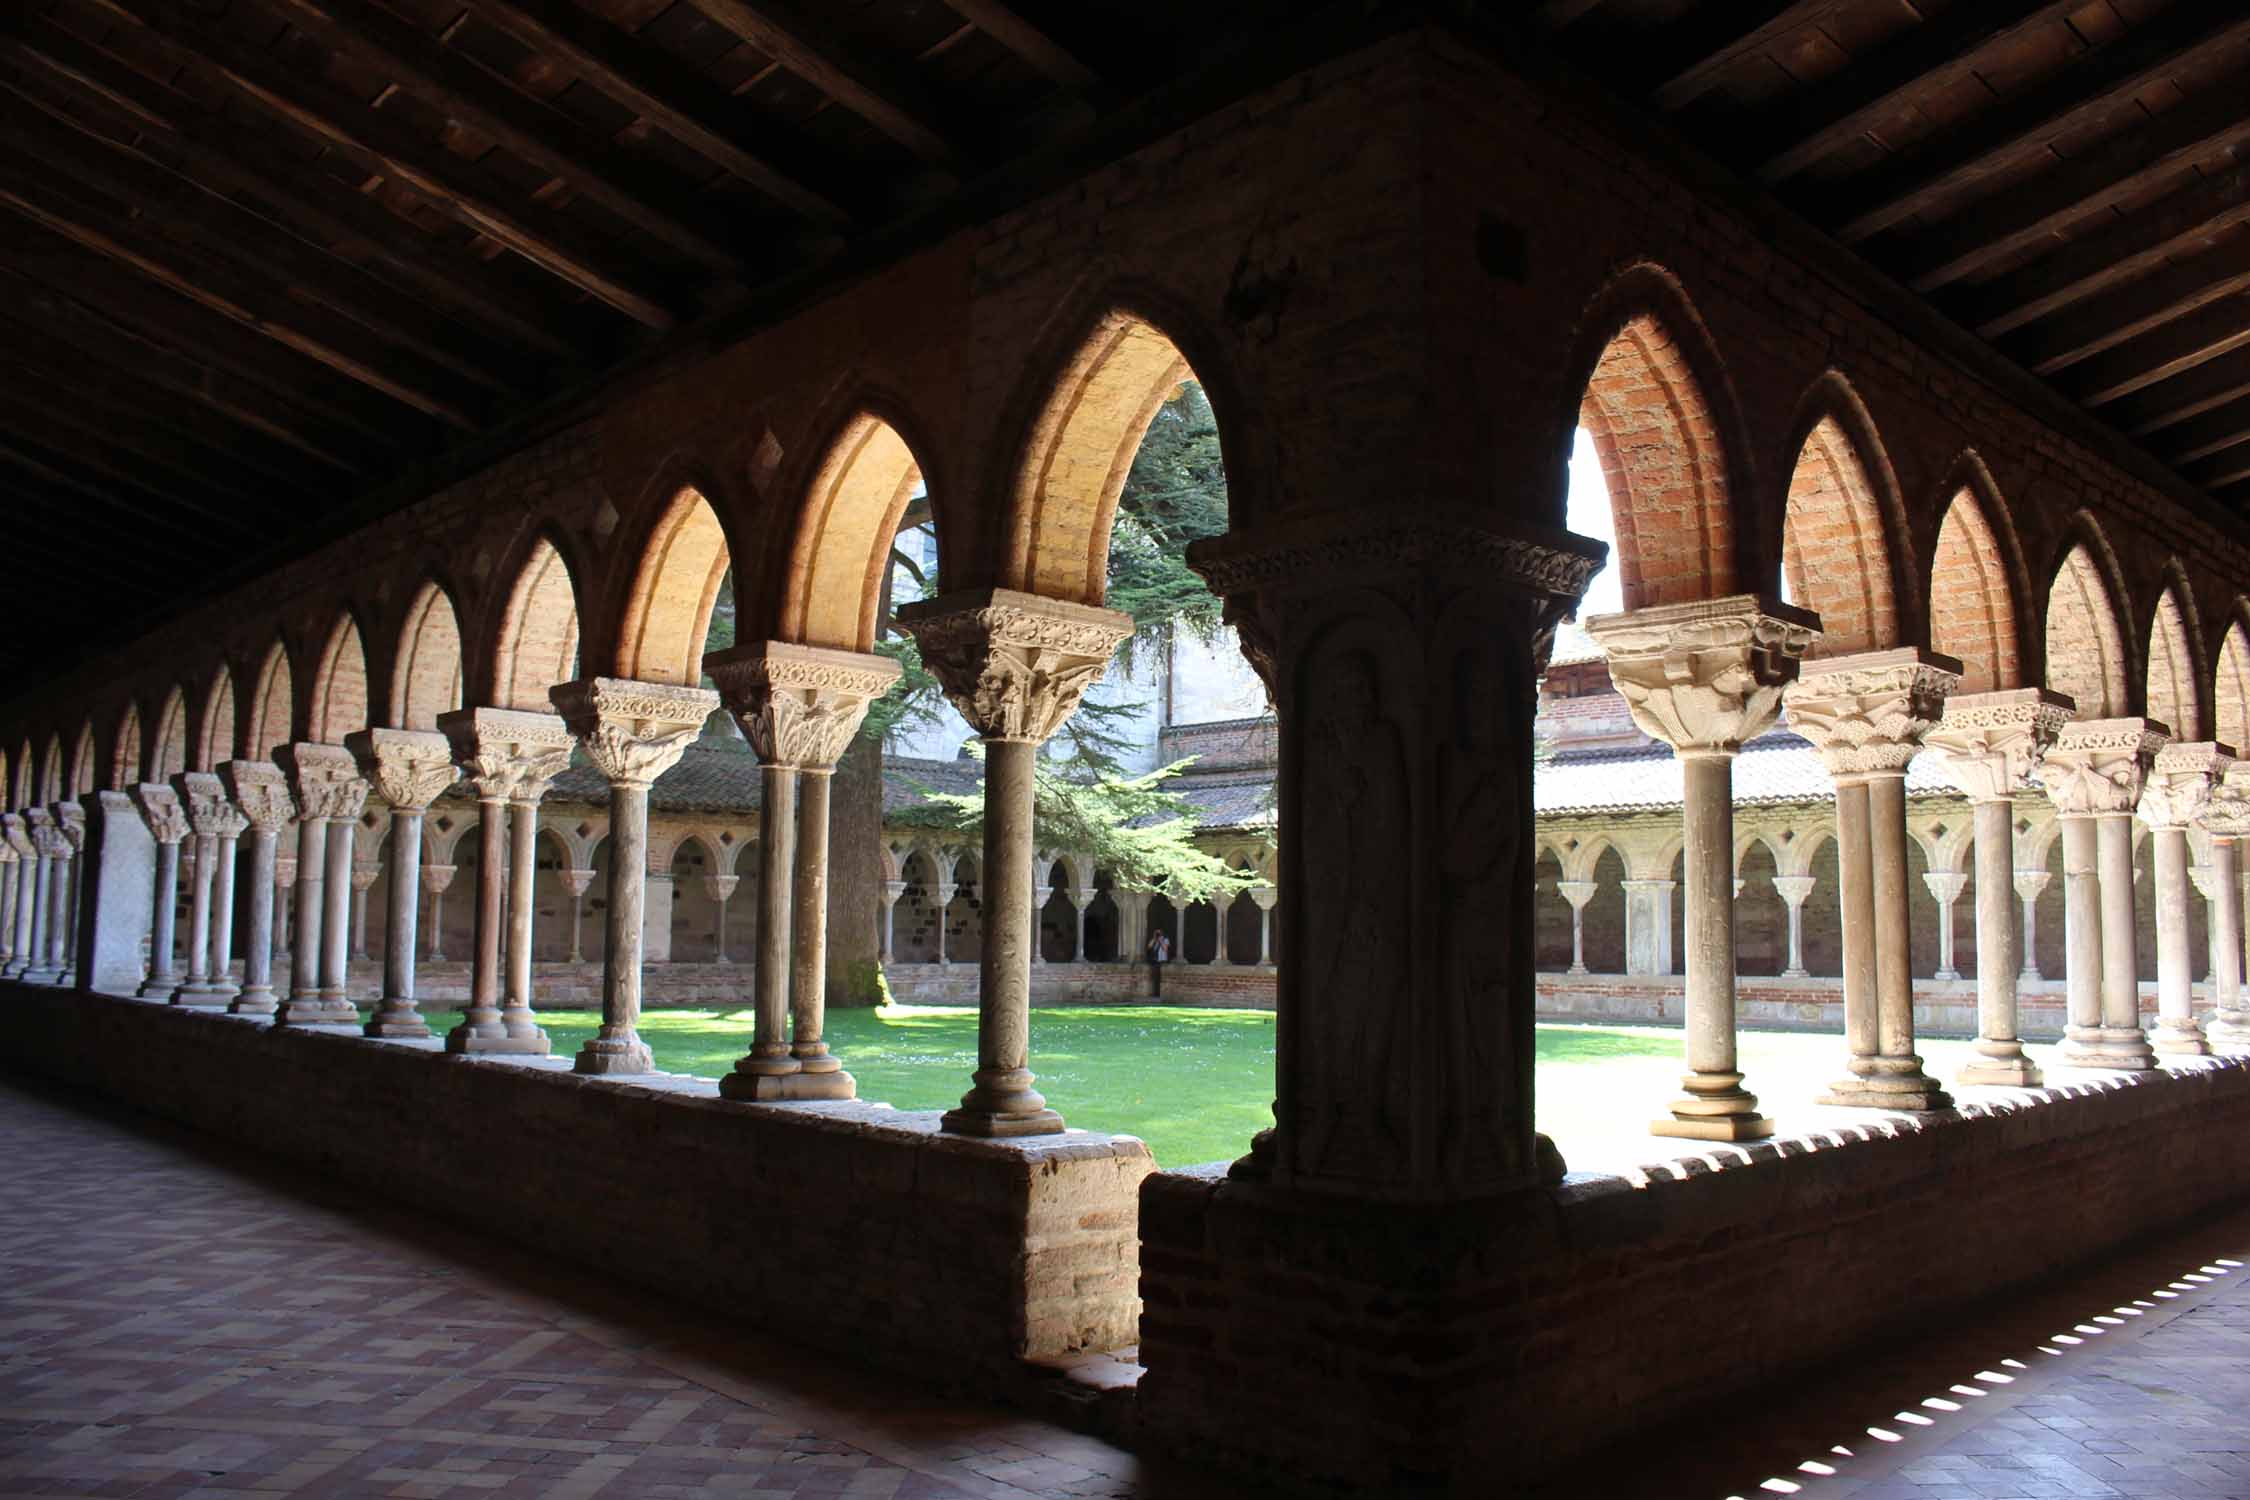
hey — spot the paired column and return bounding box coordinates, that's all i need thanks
[0,832,16,976]
[1,814,35,978]
[1927,688,2072,1087]
[551,678,716,1074]
[217,761,295,1015]
[1587,595,1820,1141]
[273,746,366,1026]
[2140,741,2233,1057]
[16,810,57,983]
[50,802,86,987]
[422,865,455,960]
[130,785,189,998]
[2204,766,2250,1046]
[1786,647,1962,1112]
[706,641,901,1103]
[347,729,457,1038]
[2042,719,2167,1070]
[438,709,572,1055]
[2015,871,2050,981]
[170,775,227,1002]
[562,867,595,962]
[899,590,1133,1136]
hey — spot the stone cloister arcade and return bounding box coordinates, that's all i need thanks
[10,22,2250,1492]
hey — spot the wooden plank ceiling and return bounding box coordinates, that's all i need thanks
[1538,0,2250,517]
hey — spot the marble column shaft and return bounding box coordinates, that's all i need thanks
[2043,719,2167,1070]
[218,761,294,1015]
[2204,766,2250,1046]
[438,709,570,1056]
[3,815,38,979]
[275,745,362,1025]
[131,785,189,998]
[2141,741,2231,1057]
[348,728,456,1039]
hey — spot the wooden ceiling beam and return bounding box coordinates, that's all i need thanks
[686,0,961,165]
[2061,295,2250,410]
[2112,345,2250,437]
[1652,1,1847,113]
[90,0,678,330]
[0,161,488,429]
[2189,451,2250,493]
[458,0,849,226]
[1997,242,2250,377]
[2155,395,2250,467]
[0,356,306,508]
[1956,165,2250,339]
[937,1,1096,89]
[1751,0,2085,185]
[261,0,746,272]
[3,17,596,362]
[1824,9,2250,245]
[0,431,251,545]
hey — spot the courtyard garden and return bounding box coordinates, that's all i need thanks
[422,1003,1992,1172]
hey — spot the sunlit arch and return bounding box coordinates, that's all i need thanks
[195,665,238,772]
[111,702,143,789]
[2216,616,2250,751]
[783,412,927,652]
[493,536,583,711]
[1929,482,2022,692]
[248,640,295,758]
[10,742,30,810]
[39,734,63,804]
[2045,539,2130,718]
[616,487,731,686]
[2146,579,2203,739]
[68,723,95,798]
[1780,403,1902,656]
[309,612,372,745]
[392,581,466,731]
[152,687,189,782]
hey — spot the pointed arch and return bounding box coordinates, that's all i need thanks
[2045,537,2130,718]
[493,536,583,712]
[10,742,30,810]
[1929,478,2022,692]
[616,486,732,686]
[39,734,63,804]
[248,639,294,757]
[2145,575,2204,740]
[68,723,96,798]
[111,702,144,789]
[1779,411,1901,656]
[195,665,238,771]
[309,612,372,745]
[2216,614,2250,752]
[152,687,189,782]
[392,580,466,731]
[782,411,929,652]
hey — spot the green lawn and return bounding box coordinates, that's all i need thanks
[423,1003,1733,1169]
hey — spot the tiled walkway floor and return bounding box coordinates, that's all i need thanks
[0,1075,1235,1500]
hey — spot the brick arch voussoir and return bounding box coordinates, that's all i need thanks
[599,450,755,686]
[1774,369,1917,646]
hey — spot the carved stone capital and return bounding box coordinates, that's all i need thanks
[2013,869,2052,899]
[420,863,457,894]
[275,743,369,824]
[1583,595,1820,754]
[2040,717,2170,817]
[436,708,577,803]
[130,784,189,845]
[173,772,227,839]
[2141,740,2236,831]
[1554,879,1597,910]
[0,813,29,861]
[1772,874,1817,907]
[345,728,459,814]
[896,588,1131,745]
[24,808,62,860]
[350,862,382,892]
[700,875,739,902]
[706,641,903,771]
[1926,686,2075,802]
[1783,647,1964,778]
[217,760,297,835]
[561,867,596,897]
[51,801,86,853]
[1922,870,1969,904]
[2200,763,2250,839]
[549,678,718,789]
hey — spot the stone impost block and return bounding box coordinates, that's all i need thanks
[703,640,902,772]
[1583,594,1821,755]
[548,678,717,788]
[896,589,1132,745]
[1926,686,2075,802]
[2141,741,2236,831]
[2041,718,2171,817]
[216,761,295,834]
[434,708,574,803]
[345,728,458,814]
[274,744,368,825]
[1783,646,1964,779]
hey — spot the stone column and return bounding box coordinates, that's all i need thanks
[0,814,33,978]
[2203,768,2250,1047]
[706,640,901,1103]
[1250,885,1277,967]
[1588,596,1819,1140]
[1207,888,1236,967]
[438,709,571,1055]
[274,746,364,1026]
[0,837,14,975]
[701,875,738,962]
[1554,880,1596,975]
[1922,871,1968,981]
[932,881,956,965]
[18,810,60,984]
[50,802,86,986]
[130,785,188,998]
[900,589,1133,1137]
[1926,689,2072,1087]
[563,868,594,963]
[2141,741,2232,1057]
[2015,870,2050,981]
[208,805,244,999]
[1073,887,1095,961]
[1186,510,1606,1196]
[421,864,455,960]
[1786,647,1962,1112]
[1771,874,1815,977]
[878,879,905,962]
[217,761,293,1015]
[349,862,378,962]
[550,678,716,1075]
[347,729,456,1039]
[2042,718,2167,1070]
[319,797,364,1010]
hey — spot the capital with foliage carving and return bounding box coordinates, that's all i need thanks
[29,813,67,862]
[1583,594,1821,754]
[705,640,903,772]
[2200,763,2250,840]
[897,588,1131,745]
[345,728,459,814]
[275,743,368,824]
[217,760,297,836]
[548,678,717,789]
[1783,647,1963,779]
[1925,686,2074,803]
[1,813,31,862]
[435,709,575,804]
[51,801,86,854]
[173,772,229,839]
[130,784,190,845]
[2140,740,2235,831]
[2039,717,2170,818]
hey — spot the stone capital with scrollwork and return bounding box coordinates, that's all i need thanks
[1926,686,2075,803]
[275,743,368,825]
[51,801,86,854]
[436,708,576,804]
[1783,647,1963,780]
[897,588,1132,746]
[705,640,903,772]
[1,813,32,862]
[174,772,229,840]
[345,728,458,815]
[217,760,297,836]
[2039,717,2170,818]
[30,819,67,862]
[2140,740,2235,831]
[129,784,190,846]
[549,678,718,790]
[1583,594,1821,755]
[2199,763,2250,841]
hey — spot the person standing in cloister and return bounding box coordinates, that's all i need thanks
[1147,927,1169,998]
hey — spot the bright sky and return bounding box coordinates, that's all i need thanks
[1563,426,1624,617]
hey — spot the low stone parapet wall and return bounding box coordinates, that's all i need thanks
[1137,1055,2250,1491]
[0,982,1151,1386]
[1535,972,2138,1039]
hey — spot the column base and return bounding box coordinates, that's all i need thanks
[137,975,181,999]
[1958,1043,2043,1088]
[275,998,359,1028]
[364,1001,431,1039]
[1566,963,1588,977]
[572,1033,652,1074]
[449,1024,552,1055]
[2153,1019,2211,1057]
[229,988,277,1017]
[2209,1011,2250,1047]
[1934,968,1960,982]
[942,1105,1066,1137]
[1651,1113,1773,1142]
[1653,1071,1772,1140]
[18,966,59,986]
[720,1068,858,1102]
[169,989,230,1009]
[2061,1026,2156,1070]
[1780,967,1809,980]
[1819,1059,1952,1111]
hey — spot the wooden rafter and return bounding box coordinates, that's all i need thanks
[0,364,292,523]
[0,430,252,543]
[687,0,960,165]
[1652,1,1846,112]
[938,0,1096,89]
[2060,298,2250,410]
[1998,244,2250,378]
[2157,397,2250,466]
[2114,346,2250,437]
